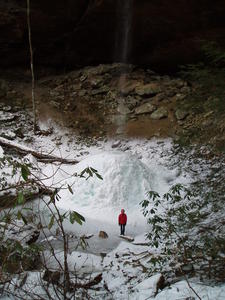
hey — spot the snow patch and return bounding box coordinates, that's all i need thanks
[155,280,225,300]
[133,274,163,298]
[0,146,3,158]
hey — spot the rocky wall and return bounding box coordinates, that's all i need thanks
[0,0,225,72]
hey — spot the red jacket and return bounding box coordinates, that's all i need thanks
[118,210,127,225]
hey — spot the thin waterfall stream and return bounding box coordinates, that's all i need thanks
[114,0,134,134]
[115,0,133,65]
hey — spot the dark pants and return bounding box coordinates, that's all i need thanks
[120,224,126,235]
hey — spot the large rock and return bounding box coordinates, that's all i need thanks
[175,108,189,120]
[135,103,156,115]
[117,102,131,115]
[99,231,108,239]
[135,83,162,96]
[150,107,168,120]
[119,81,139,96]
[0,1,225,71]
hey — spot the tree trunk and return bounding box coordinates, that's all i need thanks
[27,0,37,133]
[0,137,79,164]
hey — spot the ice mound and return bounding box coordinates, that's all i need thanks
[67,151,153,211]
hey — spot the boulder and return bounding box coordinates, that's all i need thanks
[126,96,140,109]
[119,81,139,96]
[135,83,162,96]
[135,103,156,115]
[111,140,122,148]
[111,115,128,127]
[152,94,165,103]
[150,107,168,120]
[175,93,186,100]
[91,85,109,95]
[175,108,189,120]
[117,102,131,115]
[99,231,108,239]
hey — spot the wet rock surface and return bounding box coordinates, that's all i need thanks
[33,64,192,138]
[0,63,224,150]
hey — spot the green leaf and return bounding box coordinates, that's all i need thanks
[55,194,61,201]
[68,184,74,194]
[95,173,103,180]
[21,165,30,181]
[17,210,27,225]
[86,168,93,177]
[69,211,85,225]
[17,210,22,220]
[48,215,55,230]
[80,169,86,177]
[14,240,23,253]
[140,199,149,208]
[60,212,67,223]
[17,192,25,205]
[147,191,160,201]
[153,240,159,248]
[21,214,28,225]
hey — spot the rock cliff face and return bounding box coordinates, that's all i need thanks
[1,0,225,72]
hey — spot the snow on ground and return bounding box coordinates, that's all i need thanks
[45,249,102,274]
[155,280,225,300]
[1,119,224,299]
[2,273,225,300]
[0,145,3,158]
[2,240,225,299]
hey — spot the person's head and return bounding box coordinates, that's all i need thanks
[121,209,125,214]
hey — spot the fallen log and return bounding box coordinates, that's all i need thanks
[0,137,79,164]
[119,235,134,242]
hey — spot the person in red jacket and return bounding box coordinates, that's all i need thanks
[118,209,127,236]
